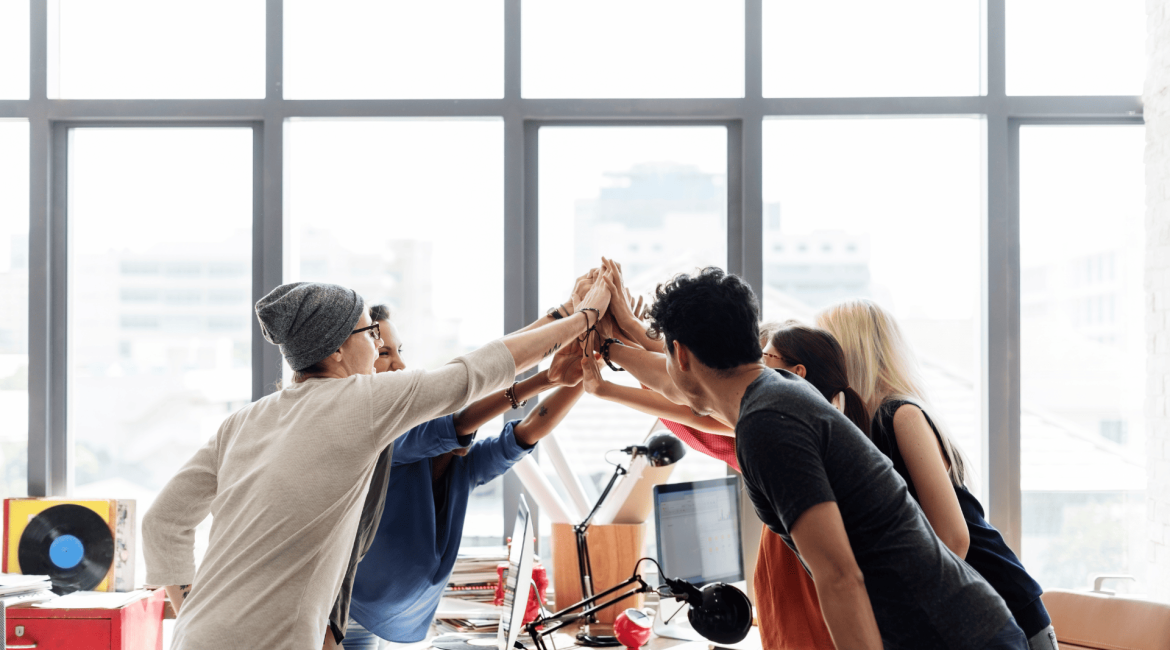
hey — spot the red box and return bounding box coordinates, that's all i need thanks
[4,589,164,650]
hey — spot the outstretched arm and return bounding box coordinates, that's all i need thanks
[501,268,612,373]
[580,358,733,435]
[513,382,587,447]
[604,344,691,406]
[453,370,561,435]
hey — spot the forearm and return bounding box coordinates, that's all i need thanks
[614,312,662,352]
[814,576,883,650]
[513,383,586,446]
[165,584,190,614]
[454,370,556,434]
[596,382,733,435]
[501,312,591,373]
[606,346,688,404]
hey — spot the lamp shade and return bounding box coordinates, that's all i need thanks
[643,431,686,467]
[662,578,752,645]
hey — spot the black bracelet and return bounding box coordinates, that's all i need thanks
[504,382,527,409]
[601,338,626,372]
[577,307,600,330]
[547,306,564,320]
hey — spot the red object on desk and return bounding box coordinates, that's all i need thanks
[4,589,165,650]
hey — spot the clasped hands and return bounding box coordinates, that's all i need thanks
[547,258,653,388]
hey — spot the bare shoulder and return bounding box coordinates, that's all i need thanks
[891,402,928,430]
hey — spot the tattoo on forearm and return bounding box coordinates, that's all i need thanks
[538,405,548,417]
[180,584,191,599]
[542,342,562,359]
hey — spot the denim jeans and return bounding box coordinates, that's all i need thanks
[981,617,1030,650]
[1028,625,1060,650]
[340,618,383,650]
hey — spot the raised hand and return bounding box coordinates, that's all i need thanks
[568,268,597,312]
[547,340,582,385]
[580,355,605,395]
[576,265,614,322]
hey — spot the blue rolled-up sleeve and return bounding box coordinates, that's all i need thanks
[390,414,460,466]
[463,420,535,488]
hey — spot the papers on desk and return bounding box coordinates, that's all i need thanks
[32,589,154,609]
[0,573,51,596]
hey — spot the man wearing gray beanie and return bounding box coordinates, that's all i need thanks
[142,271,616,650]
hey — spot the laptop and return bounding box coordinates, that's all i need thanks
[432,495,535,650]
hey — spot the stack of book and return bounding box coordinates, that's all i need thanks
[0,573,55,608]
[443,546,508,603]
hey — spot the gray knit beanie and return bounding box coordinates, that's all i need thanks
[255,282,366,371]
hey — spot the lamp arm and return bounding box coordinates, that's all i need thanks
[525,574,653,650]
[579,460,629,530]
[575,458,630,606]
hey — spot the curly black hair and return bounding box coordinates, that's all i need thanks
[646,267,761,371]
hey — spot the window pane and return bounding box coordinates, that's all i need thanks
[69,128,253,577]
[284,0,503,99]
[0,120,29,498]
[286,119,505,544]
[763,0,981,98]
[762,117,984,490]
[1020,125,1146,592]
[1007,0,1145,96]
[57,0,265,99]
[0,0,29,99]
[523,0,744,98]
[537,125,728,507]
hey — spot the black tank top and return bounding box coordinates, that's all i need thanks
[872,399,1050,637]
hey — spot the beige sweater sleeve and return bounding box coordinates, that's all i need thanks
[142,432,219,587]
[369,339,517,449]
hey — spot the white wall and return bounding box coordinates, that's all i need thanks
[1145,0,1170,603]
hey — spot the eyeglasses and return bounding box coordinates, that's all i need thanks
[352,323,381,342]
[762,351,784,362]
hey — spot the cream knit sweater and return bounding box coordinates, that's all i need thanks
[143,340,516,649]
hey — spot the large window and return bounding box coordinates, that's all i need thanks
[0,120,28,498]
[1,1,1148,567]
[761,117,985,489]
[68,127,254,574]
[285,118,506,543]
[537,125,731,496]
[1019,125,1147,592]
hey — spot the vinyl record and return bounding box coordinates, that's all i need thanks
[18,503,114,594]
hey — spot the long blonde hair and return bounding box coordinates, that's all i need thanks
[815,299,969,487]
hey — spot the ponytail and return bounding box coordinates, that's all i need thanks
[840,386,871,438]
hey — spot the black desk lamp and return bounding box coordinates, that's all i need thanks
[573,431,686,646]
[524,560,752,650]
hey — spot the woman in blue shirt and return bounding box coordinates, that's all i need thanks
[328,303,593,649]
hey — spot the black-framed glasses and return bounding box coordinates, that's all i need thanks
[352,323,381,341]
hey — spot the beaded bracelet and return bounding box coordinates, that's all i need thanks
[504,381,527,409]
[601,338,626,372]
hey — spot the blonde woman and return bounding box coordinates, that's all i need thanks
[817,299,1057,650]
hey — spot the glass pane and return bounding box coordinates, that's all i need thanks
[523,0,744,98]
[286,119,505,544]
[69,128,253,579]
[537,125,728,507]
[0,0,29,99]
[1020,125,1146,592]
[0,120,29,498]
[761,117,984,491]
[57,0,265,99]
[763,0,981,98]
[1007,0,1145,96]
[284,0,503,99]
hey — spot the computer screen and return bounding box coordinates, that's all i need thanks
[496,495,534,650]
[653,476,743,586]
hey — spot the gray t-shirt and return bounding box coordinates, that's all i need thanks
[735,369,1010,650]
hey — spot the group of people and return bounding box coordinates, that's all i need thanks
[141,259,1055,650]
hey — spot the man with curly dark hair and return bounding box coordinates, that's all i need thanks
[645,267,1028,650]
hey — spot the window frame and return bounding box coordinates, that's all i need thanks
[0,0,1145,552]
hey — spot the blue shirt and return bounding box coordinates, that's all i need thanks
[348,415,534,642]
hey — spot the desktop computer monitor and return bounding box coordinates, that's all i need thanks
[653,475,744,587]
